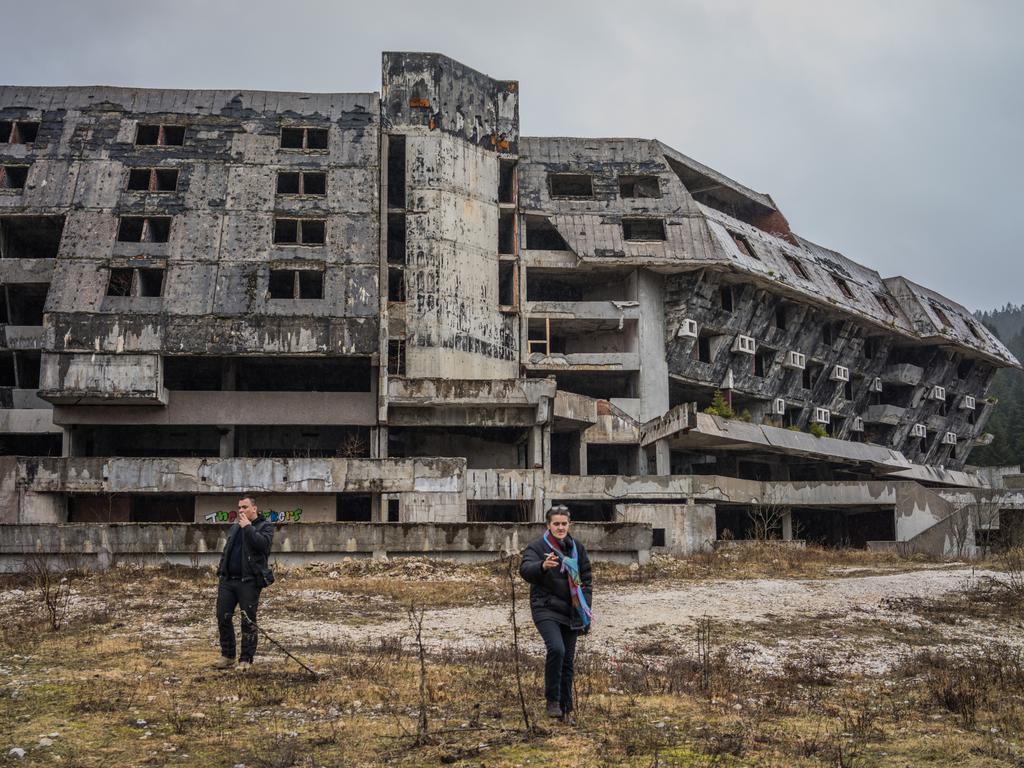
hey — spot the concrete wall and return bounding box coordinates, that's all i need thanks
[615,502,715,555]
[0,521,650,570]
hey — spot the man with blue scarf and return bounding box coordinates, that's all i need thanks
[520,505,593,724]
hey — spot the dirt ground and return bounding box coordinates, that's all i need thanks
[2,547,1023,767]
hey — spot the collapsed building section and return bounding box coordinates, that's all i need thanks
[1,53,1022,563]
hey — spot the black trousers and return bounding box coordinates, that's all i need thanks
[216,578,261,662]
[535,619,579,712]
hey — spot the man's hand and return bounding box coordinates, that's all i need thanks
[237,513,251,528]
[542,552,559,570]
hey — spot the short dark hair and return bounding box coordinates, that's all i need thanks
[238,494,257,507]
[545,505,570,523]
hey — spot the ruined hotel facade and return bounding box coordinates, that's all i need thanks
[2,52,1022,562]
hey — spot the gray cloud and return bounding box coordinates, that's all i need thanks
[3,0,1020,310]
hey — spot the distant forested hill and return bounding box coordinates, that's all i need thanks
[970,304,1024,468]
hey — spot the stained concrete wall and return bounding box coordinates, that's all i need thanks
[0,521,649,570]
[615,502,715,555]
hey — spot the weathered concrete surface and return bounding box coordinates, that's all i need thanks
[615,502,715,555]
[0,521,649,571]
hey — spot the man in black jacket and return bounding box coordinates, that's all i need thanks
[519,505,592,723]
[212,495,274,671]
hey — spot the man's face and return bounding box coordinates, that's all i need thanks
[547,514,570,540]
[237,498,257,521]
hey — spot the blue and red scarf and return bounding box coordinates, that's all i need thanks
[544,532,592,629]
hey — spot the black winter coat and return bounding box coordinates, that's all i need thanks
[217,514,274,584]
[519,534,593,631]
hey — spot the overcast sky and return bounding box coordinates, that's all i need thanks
[3,0,1021,312]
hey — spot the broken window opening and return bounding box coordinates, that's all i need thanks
[467,502,530,523]
[15,350,41,389]
[929,301,952,329]
[785,255,810,280]
[4,283,48,324]
[694,331,716,364]
[524,216,569,250]
[0,216,64,258]
[729,231,758,259]
[498,211,515,255]
[388,267,406,302]
[844,379,854,400]
[274,218,326,245]
[498,159,517,204]
[387,498,400,522]
[387,339,406,376]
[276,171,326,196]
[0,351,14,387]
[802,362,823,390]
[498,261,516,307]
[622,218,667,241]
[387,135,406,209]
[336,493,373,522]
[719,285,733,312]
[754,347,773,377]
[618,175,661,199]
[126,168,179,192]
[0,166,29,190]
[774,304,788,330]
[117,216,171,243]
[876,294,896,316]
[957,358,974,380]
[268,268,324,299]
[549,173,594,198]
[1,121,39,144]
[863,337,879,360]
[135,124,185,146]
[280,127,329,151]
[106,267,164,298]
[387,212,406,264]
[831,273,855,300]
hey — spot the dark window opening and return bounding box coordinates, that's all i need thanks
[929,301,952,329]
[0,166,29,190]
[269,269,324,299]
[136,268,164,297]
[135,124,185,146]
[126,168,178,192]
[387,498,400,522]
[107,268,133,297]
[822,322,841,347]
[774,305,788,330]
[498,159,516,204]
[14,350,41,388]
[388,267,406,302]
[864,337,878,360]
[0,351,14,387]
[4,283,47,324]
[719,285,733,312]
[467,502,530,523]
[0,433,61,457]
[163,357,223,390]
[803,362,823,390]
[587,444,637,475]
[525,216,569,250]
[876,294,896,315]
[957,358,974,380]
[754,348,773,377]
[730,231,757,259]
[336,493,372,522]
[622,218,666,241]
[619,175,660,199]
[68,494,194,523]
[237,357,371,392]
[117,216,171,243]
[844,379,853,400]
[276,171,326,195]
[388,339,406,376]
[274,218,326,245]
[280,127,328,150]
[387,135,406,209]
[831,274,855,300]
[387,213,406,264]
[1,121,39,144]
[697,333,713,364]
[549,173,594,198]
[785,255,810,280]
[498,261,516,307]
[652,528,666,547]
[0,216,64,258]
[499,211,515,255]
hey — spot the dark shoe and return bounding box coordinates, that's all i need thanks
[546,701,562,718]
[212,656,235,670]
[561,712,577,726]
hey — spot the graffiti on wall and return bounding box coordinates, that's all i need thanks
[204,508,304,523]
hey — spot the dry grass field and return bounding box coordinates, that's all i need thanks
[2,546,1023,767]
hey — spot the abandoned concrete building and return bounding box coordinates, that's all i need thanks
[2,51,1023,564]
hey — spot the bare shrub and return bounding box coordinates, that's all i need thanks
[24,552,77,631]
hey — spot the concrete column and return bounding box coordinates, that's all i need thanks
[370,427,387,459]
[654,439,671,476]
[781,509,793,541]
[542,424,551,473]
[569,433,587,476]
[218,427,235,459]
[370,494,382,523]
[636,270,670,423]
[236,427,249,459]
[636,446,650,475]
[527,426,543,469]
